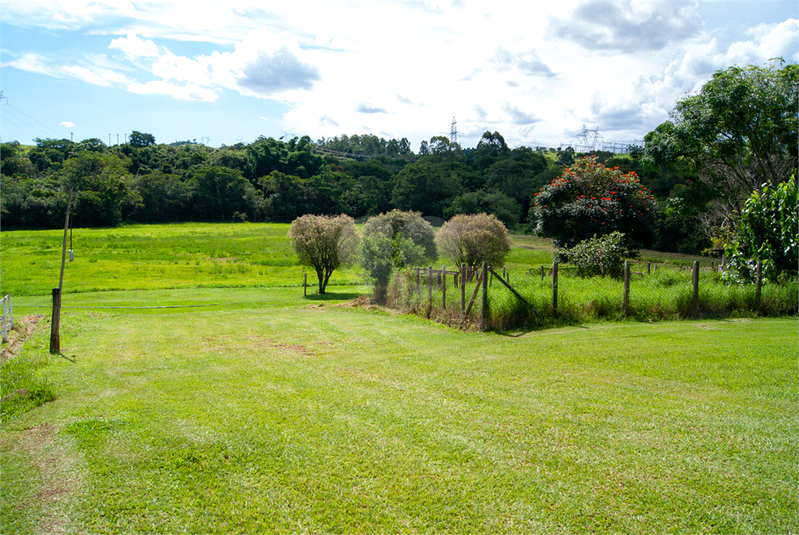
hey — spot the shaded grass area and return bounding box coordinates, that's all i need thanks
[1,293,797,534]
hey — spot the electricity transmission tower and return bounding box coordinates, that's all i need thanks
[450,116,457,145]
[576,125,602,152]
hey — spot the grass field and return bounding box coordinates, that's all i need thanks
[1,223,797,533]
[0,222,713,298]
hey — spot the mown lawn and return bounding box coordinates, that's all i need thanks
[1,222,795,533]
[1,289,796,534]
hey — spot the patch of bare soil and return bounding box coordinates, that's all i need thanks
[336,296,398,314]
[1,314,44,363]
[11,423,84,535]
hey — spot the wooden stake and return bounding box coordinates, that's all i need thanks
[50,189,73,354]
[755,261,762,309]
[692,260,700,317]
[460,263,466,313]
[623,261,630,315]
[441,264,447,309]
[481,262,488,331]
[552,260,559,315]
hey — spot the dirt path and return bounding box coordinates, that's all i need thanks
[1,314,45,363]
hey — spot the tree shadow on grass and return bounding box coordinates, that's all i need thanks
[304,292,364,302]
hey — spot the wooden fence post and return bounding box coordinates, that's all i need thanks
[481,262,488,331]
[50,188,72,354]
[49,288,61,354]
[416,268,420,294]
[461,263,466,313]
[428,266,433,304]
[647,262,651,275]
[442,265,447,309]
[540,265,545,281]
[755,261,762,309]
[303,273,307,297]
[623,261,630,315]
[692,260,700,317]
[552,260,559,315]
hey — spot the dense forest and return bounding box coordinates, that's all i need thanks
[2,62,796,257]
[0,131,709,253]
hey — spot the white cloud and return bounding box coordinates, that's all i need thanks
[60,121,75,127]
[68,65,130,87]
[127,80,218,101]
[2,0,796,148]
[549,0,704,53]
[109,32,160,59]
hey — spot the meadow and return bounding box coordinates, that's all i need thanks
[1,222,797,534]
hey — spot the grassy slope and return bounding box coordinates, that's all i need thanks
[1,223,795,533]
[1,293,797,534]
[0,222,365,297]
[0,222,714,298]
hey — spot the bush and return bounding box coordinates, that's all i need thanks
[288,214,359,294]
[361,210,436,301]
[437,213,512,268]
[724,178,798,284]
[557,232,631,278]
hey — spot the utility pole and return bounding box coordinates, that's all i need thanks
[50,189,73,353]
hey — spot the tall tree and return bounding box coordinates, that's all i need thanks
[644,61,798,228]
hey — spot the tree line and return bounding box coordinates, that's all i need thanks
[2,61,795,260]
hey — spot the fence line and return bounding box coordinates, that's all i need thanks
[1,295,14,343]
[405,259,765,330]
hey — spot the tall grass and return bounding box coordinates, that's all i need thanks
[388,267,798,331]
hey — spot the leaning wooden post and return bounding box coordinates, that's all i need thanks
[755,261,763,309]
[480,261,488,331]
[50,188,73,354]
[692,260,700,317]
[441,265,447,309]
[623,260,631,315]
[460,263,466,313]
[552,260,559,315]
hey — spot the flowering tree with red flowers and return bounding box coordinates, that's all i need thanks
[529,156,655,248]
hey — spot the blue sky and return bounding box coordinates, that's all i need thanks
[1,0,797,150]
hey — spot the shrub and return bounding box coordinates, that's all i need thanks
[437,213,512,269]
[558,231,630,278]
[361,210,436,301]
[724,178,798,284]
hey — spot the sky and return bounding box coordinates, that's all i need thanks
[1,0,797,151]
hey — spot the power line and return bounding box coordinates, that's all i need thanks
[6,103,62,137]
[2,107,57,138]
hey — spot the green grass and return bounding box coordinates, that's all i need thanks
[1,222,797,533]
[0,222,363,297]
[1,295,796,533]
